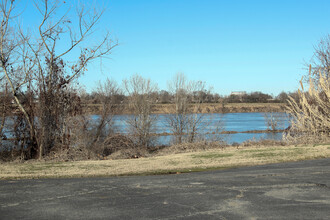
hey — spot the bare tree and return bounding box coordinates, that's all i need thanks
[308,34,330,82]
[167,73,189,144]
[65,78,121,159]
[0,80,10,147]
[89,79,121,148]
[123,74,158,148]
[167,73,211,144]
[263,112,286,131]
[0,0,117,158]
[186,80,208,142]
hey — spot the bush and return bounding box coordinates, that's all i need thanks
[102,135,136,156]
[285,70,329,143]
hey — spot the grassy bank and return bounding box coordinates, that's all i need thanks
[1,143,329,179]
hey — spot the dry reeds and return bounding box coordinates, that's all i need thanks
[285,68,330,143]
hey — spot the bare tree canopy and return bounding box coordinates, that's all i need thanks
[0,0,117,159]
[166,73,213,144]
[123,74,158,147]
[309,34,330,81]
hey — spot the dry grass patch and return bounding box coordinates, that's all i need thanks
[285,69,329,144]
[0,144,329,179]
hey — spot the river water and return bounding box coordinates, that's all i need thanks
[1,112,290,147]
[105,112,290,145]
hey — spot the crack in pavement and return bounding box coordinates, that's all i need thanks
[1,186,115,208]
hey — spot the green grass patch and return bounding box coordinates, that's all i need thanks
[292,148,305,154]
[18,162,72,173]
[192,153,234,159]
[313,143,330,147]
[168,160,180,166]
[251,152,279,158]
[251,148,306,158]
[239,148,276,153]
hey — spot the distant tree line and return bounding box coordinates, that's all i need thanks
[79,87,298,105]
[0,84,299,109]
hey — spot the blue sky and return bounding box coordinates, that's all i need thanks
[20,0,330,95]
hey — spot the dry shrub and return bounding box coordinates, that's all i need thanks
[285,69,330,144]
[103,134,136,156]
[240,138,286,147]
[54,115,144,160]
[52,115,101,159]
[43,146,91,162]
[156,141,227,156]
[27,134,140,161]
[106,147,149,160]
[0,148,22,162]
[91,134,150,160]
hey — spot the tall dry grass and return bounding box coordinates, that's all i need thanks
[285,68,329,143]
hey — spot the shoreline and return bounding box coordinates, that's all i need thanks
[83,103,287,115]
[144,129,285,137]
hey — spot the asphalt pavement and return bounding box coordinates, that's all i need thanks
[1,158,330,219]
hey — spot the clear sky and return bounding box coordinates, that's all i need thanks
[19,0,330,96]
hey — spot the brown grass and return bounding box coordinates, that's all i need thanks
[1,143,329,179]
[285,70,330,144]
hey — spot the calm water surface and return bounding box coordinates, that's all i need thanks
[1,112,289,147]
[107,112,290,145]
